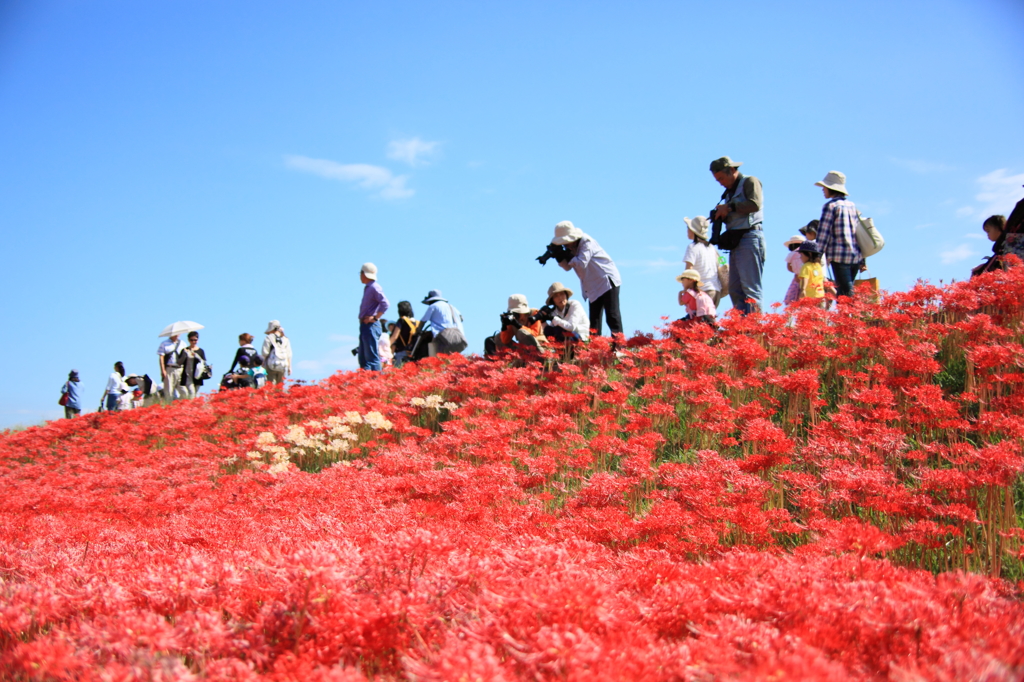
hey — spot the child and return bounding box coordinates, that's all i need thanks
[797,241,826,305]
[783,234,806,304]
[676,268,716,327]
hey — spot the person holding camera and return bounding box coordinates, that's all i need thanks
[542,282,590,343]
[540,221,622,337]
[710,156,765,315]
[495,294,548,352]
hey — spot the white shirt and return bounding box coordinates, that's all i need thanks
[683,241,721,293]
[105,372,128,396]
[262,334,292,372]
[550,299,591,340]
[558,233,621,301]
[158,338,184,366]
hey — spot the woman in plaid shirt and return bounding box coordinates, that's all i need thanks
[814,171,863,298]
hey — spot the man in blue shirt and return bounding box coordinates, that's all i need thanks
[357,263,389,371]
[419,289,466,355]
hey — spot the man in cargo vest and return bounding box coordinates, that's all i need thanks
[711,156,765,315]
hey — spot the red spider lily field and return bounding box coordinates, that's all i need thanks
[4,269,1024,681]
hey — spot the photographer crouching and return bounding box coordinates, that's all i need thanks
[487,294,550,356]
[536,221,622,337]
[541,281,590,350]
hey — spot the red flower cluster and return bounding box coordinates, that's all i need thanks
[2,266,1024,680]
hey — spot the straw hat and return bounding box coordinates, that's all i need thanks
[546,282,574,305]
[552,221,584,245]
[815,171,849,195]
[360,262,378,280]
[783,234,806,248]
[684,215,711,241]
[507,294,531,314]
[710,156,743,173]
[675,268,702,285]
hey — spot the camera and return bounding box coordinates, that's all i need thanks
[529,304,555,325]
[536,243,572,266]
[500,311,521,330]
[709,208,725,246]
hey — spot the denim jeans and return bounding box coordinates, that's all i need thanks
[831,263,858,298]
[358,321,382,371]
[728,229,766,314]
[105,394,120,411]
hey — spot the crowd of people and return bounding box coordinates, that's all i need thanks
[59,156,1024,417]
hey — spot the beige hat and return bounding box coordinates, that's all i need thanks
[546,281,574,305]
[783,234,806,248]
[507,293,531,314]
[710,156,743,173]
[361,262,378,280]
[265,320,281,333]
[684,215,711,241]
[675,268,702,285]
[815,171,849,195]
[552,220,584,245]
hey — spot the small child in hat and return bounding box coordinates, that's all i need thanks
[677,269,716,327]
[783,234,806,305]
[797,241,826,305]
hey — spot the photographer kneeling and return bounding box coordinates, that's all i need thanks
[488,294,549,355]
[542,282,590,346]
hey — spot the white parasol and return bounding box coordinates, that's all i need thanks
[158,321,205,338]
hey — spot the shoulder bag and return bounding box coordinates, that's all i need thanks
[435,305,468,354]
[856,214,885,257]
[58,383,70,407]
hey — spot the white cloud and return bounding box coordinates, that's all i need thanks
[964,233,985,240]
[889,157,954,174]
[913,223,937,230]
[285,155,413,199]
[386,137,439,166]
[295,347,360,374]
[856,199,892,217]
[939,244,977,264]
[328,333,358,343]
[975,169,1024,217]
[649,245,679,252]
[956,206,975,218]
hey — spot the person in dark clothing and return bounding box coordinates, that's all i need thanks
[229,333,260,372]
[971,214,1024,277]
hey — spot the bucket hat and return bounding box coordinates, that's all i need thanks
[265,320,281,334]
[710,156,743,173]
[675,268,702,284]
[69,370,79,380]
[422,289,446,304]
[798,240,823,254]
[798,220,820,237]
[783,234,806,248]
[684,215,711,241]
[361,262,378,280]
[552,221,584,245]
[815,171,849,195]
[507,294,531,314]
[546,282,574,305]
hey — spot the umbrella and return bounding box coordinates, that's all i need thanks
[158,321,205,338]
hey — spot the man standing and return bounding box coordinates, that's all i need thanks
[157,333,185,401]
[552,221,623,336]
[357,262,389,371]
[711,156,765,314]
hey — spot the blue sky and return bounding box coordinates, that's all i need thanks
[2,0,1022,428]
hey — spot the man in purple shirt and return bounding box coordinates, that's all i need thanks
[357,262,389,371]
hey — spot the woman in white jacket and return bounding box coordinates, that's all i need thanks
[103,361,129,412]
[262,320,292,385]
[542,282,591,342]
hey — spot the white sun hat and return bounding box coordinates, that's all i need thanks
[552,221,584,245]
[815,171,849,195]
[264,320,282,333]
[361,262,378,280]
[783,234,806,248]
[507,294,531,314]
[684,216,711,241]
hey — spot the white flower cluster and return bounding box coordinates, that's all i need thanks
[238,409,394,474]
[410,395,459,411]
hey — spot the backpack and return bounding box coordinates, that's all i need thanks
[267,338,288,372]
[856,214,885,258]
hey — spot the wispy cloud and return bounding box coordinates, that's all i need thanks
[889,157,954,174]
[386,137,439,166]
[649,245,679,252]
[285,155,413,199]
[856,199,892,217]
[295,347,360,374]
[956,206,975,218]
[976,168,1024,216]
[964,233,985,240]
[939,244,978,264]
